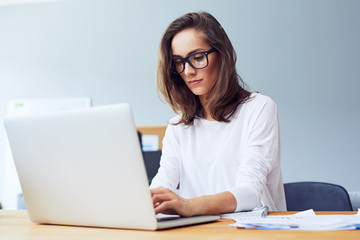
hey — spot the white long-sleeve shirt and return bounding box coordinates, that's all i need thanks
[150,93,286,211]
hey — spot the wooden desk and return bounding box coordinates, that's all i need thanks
[0,210,359,240]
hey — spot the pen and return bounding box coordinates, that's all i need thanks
[261,206,269,218]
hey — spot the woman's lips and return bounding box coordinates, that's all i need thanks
[188,79,202,86]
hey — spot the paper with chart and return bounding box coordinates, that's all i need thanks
[230,209,360,230]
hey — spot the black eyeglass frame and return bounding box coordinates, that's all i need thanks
[172,48,217,74]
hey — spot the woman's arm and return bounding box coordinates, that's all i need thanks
[149,121,181,191]
[150,187,236,217]
[229,95,282,211]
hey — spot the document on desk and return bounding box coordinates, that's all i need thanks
[230,209,360,230]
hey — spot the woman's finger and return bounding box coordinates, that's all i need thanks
[150,187,172,196]
[154,199,179,215]
[152,192,176,203]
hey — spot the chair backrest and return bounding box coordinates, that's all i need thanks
[143,150,161,184]
[284,182,353,211]
[137,130,161,184]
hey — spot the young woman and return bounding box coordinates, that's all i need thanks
[150,12,286,217]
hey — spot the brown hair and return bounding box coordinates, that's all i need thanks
[156,12,251,125]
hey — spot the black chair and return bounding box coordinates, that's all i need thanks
[137,131,161,184]
[284,182,353,211]
[143,150,162,184]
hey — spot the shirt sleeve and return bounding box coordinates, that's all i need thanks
[227,96,281,212]
[149,121,180,191]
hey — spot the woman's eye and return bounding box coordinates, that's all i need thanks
[193,54,205,62]
[174,59,182,65]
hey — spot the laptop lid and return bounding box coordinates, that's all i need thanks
[4,104,161,230]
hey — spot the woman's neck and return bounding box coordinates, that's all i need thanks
[200,97,215,121]
[204,114,215,121]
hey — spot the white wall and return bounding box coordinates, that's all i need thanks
[1,0,359,205]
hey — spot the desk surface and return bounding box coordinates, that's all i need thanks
[1,210,359,240]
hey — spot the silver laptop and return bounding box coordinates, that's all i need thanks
[3,103,219,230]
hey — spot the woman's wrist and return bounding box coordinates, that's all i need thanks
[188,196,208,216]
[189,191,237,216]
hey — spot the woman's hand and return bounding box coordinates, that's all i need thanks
[150,187,196,217]
[150,187,237,217]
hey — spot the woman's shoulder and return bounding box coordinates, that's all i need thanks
[245,92,276,107]
[164,115,194,141]
[233,92,278,119]
[168,115,181,125]
[166,115,187,132]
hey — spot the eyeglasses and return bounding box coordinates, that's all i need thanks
[172,48,216,74]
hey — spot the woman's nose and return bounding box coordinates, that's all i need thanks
[183,62,196,76]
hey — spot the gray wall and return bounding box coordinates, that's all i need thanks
[1,0,359,204]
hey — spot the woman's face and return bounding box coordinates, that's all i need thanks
[171,28,220,104]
